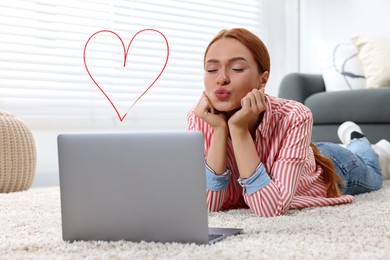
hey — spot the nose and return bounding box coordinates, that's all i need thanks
[216,69,230,86]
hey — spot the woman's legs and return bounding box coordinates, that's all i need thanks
[315,141,383,195]
[315,121,386,195]
[338,121,390,179]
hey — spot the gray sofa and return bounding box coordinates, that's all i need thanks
[278,73,390,143]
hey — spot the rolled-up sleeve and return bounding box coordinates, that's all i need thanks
[238,163,271,196]
[205,163,231,191]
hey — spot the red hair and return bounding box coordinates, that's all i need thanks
[204,28,270,74]
[310,143,343,197]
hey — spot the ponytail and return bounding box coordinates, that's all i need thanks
[310,143,343,197]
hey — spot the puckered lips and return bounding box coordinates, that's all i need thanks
[214,88,231,101]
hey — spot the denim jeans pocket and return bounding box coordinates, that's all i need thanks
[315,142,382,195]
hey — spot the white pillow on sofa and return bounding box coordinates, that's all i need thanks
[316,41,366,92]
[351,35,390,88]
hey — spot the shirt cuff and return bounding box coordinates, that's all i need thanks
[205,162,231,191]
[238,163,271,196]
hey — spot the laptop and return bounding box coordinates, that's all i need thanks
[57,131,242,244]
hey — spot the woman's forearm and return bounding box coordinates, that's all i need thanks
[229,127,261,179]
[206,126,229,175]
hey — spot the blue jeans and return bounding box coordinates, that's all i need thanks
[315,140,383,195]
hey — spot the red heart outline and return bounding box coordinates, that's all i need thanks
[83,29,170,122]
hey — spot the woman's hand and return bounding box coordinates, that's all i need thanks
[228,88,266,133]
[194,92,228,130]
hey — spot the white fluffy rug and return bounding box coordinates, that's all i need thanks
[1,181,390,259]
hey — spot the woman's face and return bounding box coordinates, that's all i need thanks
[204,38,263,113]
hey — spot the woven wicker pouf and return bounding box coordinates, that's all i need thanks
[0,110,36,193]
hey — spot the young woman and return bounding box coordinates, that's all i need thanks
[186,28,389,217]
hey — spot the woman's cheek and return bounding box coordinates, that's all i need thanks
[203,82,214,98]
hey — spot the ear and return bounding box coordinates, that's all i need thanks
[261,71,269,85]
[257,71,269,90]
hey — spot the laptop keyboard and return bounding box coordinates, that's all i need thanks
[208,234,223,241]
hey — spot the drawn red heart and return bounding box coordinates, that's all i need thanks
[83,29,169,122]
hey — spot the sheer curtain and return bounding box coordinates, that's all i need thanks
[0,0,265,129]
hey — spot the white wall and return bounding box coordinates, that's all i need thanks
[300,0,390,73]
[263,0,300,96]
[32,130,60,187]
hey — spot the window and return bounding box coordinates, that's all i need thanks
[0,0,265,129]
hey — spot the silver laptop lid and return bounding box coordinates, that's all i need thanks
[58,131,210,244]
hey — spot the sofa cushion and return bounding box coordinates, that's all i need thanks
[305,88,390,124]
[316,41,366,91]
[352,35,390,88]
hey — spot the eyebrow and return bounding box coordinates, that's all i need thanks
[205,57,248,64]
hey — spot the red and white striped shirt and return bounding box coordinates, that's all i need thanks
[186,95,353,217]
